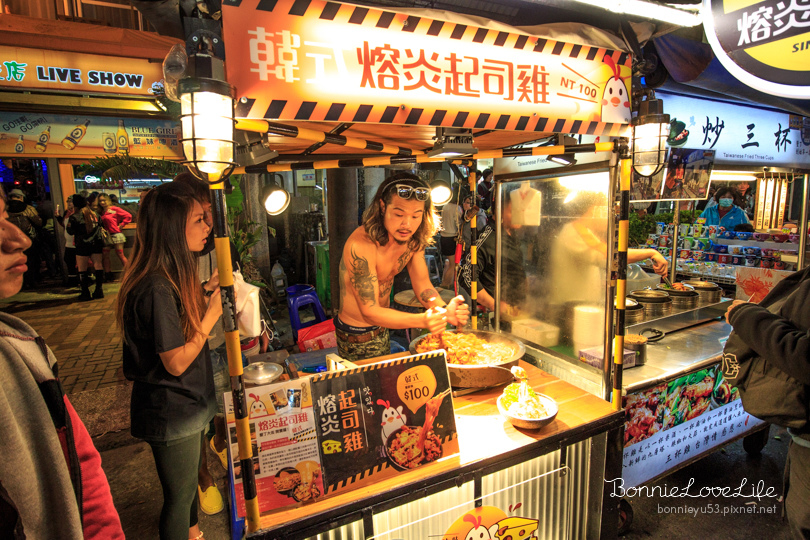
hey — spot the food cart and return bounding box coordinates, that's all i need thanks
[488,92,810,532]
[212,0,647,537]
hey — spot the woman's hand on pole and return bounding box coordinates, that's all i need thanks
[204,268,220,292]
[205,288,223,321]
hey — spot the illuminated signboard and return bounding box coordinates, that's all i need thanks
[0,111,182,159]
[0,46,165,97]
[222,0,633,135]
[703,0,810,99]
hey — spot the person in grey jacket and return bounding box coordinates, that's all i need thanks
[725,266,810,539]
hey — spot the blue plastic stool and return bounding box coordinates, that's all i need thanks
[286,285,328,343]
[424,253,441,282]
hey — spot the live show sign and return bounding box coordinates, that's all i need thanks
[0,46,165,97]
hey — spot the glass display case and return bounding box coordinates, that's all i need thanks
[493,168,614,399]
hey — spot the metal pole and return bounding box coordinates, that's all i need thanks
[208,174,261,532]
[670,204,680,286]
[799,174,809,270]
[613,141,632,411]
[494,180,503,332]
[603,153,619,402]
[469,166,478,330]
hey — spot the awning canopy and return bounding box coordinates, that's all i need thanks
[0,13,182,60]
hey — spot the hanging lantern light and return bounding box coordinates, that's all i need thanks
[179,76,236,179]
[632,91,670,178]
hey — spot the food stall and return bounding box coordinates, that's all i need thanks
[214,0,642,537]
[487,91,810,531]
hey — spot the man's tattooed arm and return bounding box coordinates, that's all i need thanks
[349,248,377,306]
[419,288,440,305]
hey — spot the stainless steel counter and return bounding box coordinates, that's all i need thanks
[623,320,731,393]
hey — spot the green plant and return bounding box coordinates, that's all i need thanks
[628,209,699,247]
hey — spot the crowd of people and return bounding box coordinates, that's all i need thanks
[0,175,273,539]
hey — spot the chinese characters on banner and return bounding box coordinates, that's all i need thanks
[656,92,810,167]
[622,364,765,488]
[224,379,324,517]
[222,0,632,132]
[0,111,182,159]
[310,352,458,494]
[703,0,810,99]
[224,352,458,515]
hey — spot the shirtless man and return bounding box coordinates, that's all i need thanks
[337,172,470,360]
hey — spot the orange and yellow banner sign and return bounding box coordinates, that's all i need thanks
[0,46,165,97]
[222,0,632,135]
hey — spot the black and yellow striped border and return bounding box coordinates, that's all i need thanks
[224,0,630,135]
[312,351,446,382]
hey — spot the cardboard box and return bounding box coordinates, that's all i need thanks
[579,346,636,369]
[511,319,560,347]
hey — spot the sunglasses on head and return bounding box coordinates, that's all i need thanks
[390,183,430,201]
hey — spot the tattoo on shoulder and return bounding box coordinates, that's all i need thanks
[350,248,377,306]
[420,288,439,304]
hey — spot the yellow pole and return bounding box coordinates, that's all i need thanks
[613,155,631,410]
[468,168,478,330]
[208,174,261,532]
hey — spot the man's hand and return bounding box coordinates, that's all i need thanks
[423,306,447,334]
[725,299,748,324]
[651,251,669,276]
[445,296,470,327]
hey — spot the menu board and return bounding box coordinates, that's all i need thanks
[224,378,324,517]
[311,351,458,494]
[225,351,459,513]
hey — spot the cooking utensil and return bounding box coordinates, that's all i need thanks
[409,330,525,388]
[629,289,670,302]
[681,280,723,304]
[660,275,673,288]
[243,362,284,388]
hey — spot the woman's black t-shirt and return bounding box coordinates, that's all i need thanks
[122,274,216,443]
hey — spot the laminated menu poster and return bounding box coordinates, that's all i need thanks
[224,378,324,517]
[310,351,459,495]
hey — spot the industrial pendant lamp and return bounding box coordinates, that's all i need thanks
[261,173,291,215]
[632,90,670,178]
[178,39,236,180]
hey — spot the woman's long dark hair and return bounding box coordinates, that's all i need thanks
[116,182,205,342]
[362,172,438,251]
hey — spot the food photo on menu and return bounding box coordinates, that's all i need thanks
[309,352,460,494]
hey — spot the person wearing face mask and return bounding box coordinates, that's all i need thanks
[699,186,750,229]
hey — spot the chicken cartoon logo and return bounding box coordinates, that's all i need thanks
[598,56,631,124]
[463,513,497,540]
[248,393,270,418]
[377,399,407,441]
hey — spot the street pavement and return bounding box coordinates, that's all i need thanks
[0,282,795,539]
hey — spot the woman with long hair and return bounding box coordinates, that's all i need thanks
[116,182,221,540]
[67,193,105,300]
[98,193,131,280]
